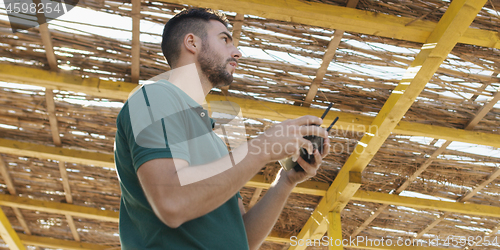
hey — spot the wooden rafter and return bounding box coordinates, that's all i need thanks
[131,0,141,83]
[297,0,359,108]
[231,13,245,47]
[45,89,80,242]
[161,0,500,49]
[0,155,31,243]
[0,156,16,197]
[351,89,500,237]
[32,0,57,71]
[289,1,488,248]
[1,65,500,148]
[352,190,500,219]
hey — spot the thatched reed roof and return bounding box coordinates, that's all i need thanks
[0,0,499,249]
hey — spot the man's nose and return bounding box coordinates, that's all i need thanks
[232,47,242,60]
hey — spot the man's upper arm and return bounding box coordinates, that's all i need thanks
[137,158,189,219]
[127,83,191,172]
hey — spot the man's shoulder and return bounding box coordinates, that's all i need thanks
[118,81,187,119]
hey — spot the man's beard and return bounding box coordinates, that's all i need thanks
[198,41,234,88]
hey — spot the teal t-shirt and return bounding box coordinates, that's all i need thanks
[114,80,249,249]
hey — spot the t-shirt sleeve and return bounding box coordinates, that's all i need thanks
[126,84,191,172]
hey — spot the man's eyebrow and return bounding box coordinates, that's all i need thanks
[219,31,233,41]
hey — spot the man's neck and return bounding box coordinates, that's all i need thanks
[168,63,211,105]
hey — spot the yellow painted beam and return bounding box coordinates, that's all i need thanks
[292,172,361,244]
[20,227,287,249]
[0,64,133,100]
[18,234,110,250]
[161,0,500,49]
[352,190,500,219]
[266,231,291,244]
[246,174,329,196]
[0,195,286,246]
[327,212,343,250]
[0,194,119,223]
[0,138,116,169]
[2,178,497,225]
[290,0,488,249]
[1,64,500,148]
[0,208,25,250]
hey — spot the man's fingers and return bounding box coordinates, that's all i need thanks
[291,147,300,162]
[298,138,314,155]
[313,149,322,166]
[298,125,329,138]
[296,155,317,176]
[289,115,323,127]
[322,137,331,158]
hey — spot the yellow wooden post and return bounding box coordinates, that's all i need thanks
[0,207,25,250]
[328,212,343,250]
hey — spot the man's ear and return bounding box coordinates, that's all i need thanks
[183,33,201,55]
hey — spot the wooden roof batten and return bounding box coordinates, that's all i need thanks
[33,0,58,71]
[45,89,81,242]
[289,0,490,249]
[0,156,26,250]
[131,0,141,83]
[295,0,359,108]
[0,156,32,238]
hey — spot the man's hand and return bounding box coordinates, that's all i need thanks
[250,115,330,163]
[278,135,330,186]
[242,128,329,249]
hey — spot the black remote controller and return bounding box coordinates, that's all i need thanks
[279,103,339,172]
[293,135,325,172]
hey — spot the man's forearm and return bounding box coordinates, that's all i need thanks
[242,173,295,250]
[152,142,268,227]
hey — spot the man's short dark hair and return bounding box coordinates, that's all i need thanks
[161,8,229,67]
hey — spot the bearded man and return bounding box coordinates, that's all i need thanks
[114,8,330,249]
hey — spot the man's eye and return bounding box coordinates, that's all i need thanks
[223,37,228,42]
